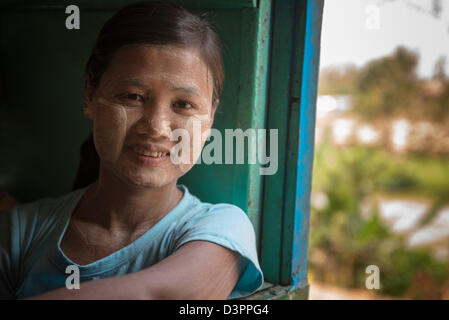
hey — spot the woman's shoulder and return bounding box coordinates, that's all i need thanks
[174,186,264,299]
[175,185,256,245]
[179,185,251,225]
[10,187,87,220]
[1,187,88,243]
[0,187,89,272]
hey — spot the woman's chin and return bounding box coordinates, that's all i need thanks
[119,167,173,189]
[100,159,180,189]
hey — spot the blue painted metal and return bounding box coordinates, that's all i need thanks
[260,0,323,292]
[290,0,324,290]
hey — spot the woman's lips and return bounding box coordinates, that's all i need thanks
[132,146,168,157]
[126,146,171,166]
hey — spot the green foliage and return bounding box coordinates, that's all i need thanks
[309,138,449,298]
[380,247,448,298]
[312,46,449,298]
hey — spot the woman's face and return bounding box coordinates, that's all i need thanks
[84,44,216,188]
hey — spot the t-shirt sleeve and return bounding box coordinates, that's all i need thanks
[0,206,21,299]
[173,203,264,300]
[0,200,50,300]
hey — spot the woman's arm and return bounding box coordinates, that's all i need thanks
[28,240,240,300]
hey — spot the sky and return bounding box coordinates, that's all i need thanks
[320,0,449,78]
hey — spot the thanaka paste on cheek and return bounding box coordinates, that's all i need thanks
[93,97,128,163]
[175,111,213,173]
[93,97,168,187]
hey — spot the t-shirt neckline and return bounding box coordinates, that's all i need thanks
[49,184,192,277]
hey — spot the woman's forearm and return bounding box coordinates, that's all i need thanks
[26,241,239,300]
[27,272,152,300]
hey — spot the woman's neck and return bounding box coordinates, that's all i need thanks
[74,165,184,234]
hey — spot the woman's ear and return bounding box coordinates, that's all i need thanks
[83,77,95,120]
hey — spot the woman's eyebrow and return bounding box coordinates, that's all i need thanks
[117,78,204,97]
[171,86,203,96]
[117,78,147,87]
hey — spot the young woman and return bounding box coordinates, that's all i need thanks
[0,1,263,300]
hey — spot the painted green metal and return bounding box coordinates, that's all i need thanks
[260,0,298,284]
[241,282,310,300]
[280,1,306,285]
[260,0,324,290]
[280,0,308,286]
[232,0,272,246]
[0,0,257,10]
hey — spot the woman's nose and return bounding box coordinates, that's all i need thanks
[136,105,172,139]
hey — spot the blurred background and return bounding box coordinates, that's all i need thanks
[309,0,449,299]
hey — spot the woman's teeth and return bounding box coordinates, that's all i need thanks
[133,147,168,157]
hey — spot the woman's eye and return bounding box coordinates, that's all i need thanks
[174,100,195,110]
[117,93,145,102]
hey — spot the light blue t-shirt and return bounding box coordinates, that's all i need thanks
[0,184,264,300]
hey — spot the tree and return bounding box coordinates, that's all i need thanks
[318,46,449,121]
[318,65,358,96]
[353,46,420,119]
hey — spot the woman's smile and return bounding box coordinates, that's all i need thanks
[125,144,172,166]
